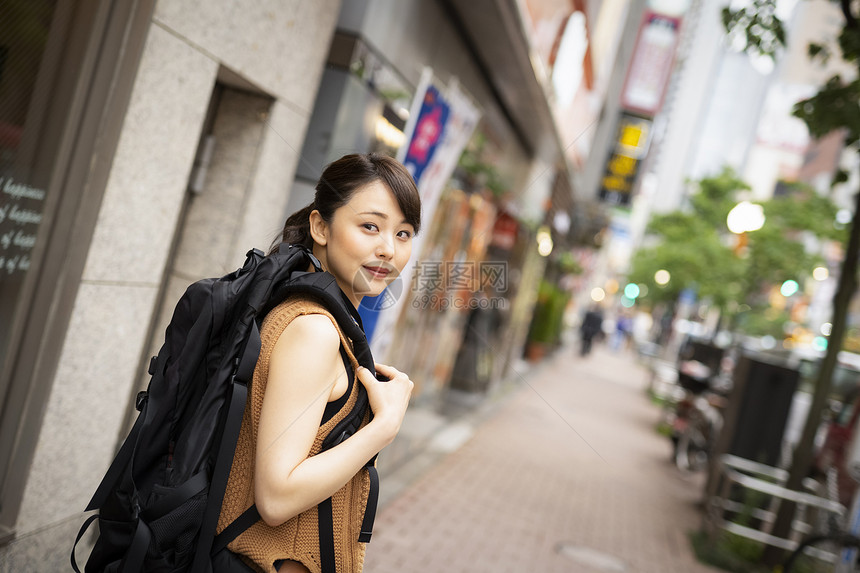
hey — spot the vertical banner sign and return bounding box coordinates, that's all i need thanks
[361,68,480,359]
[411,78,480,232]
[599,113,652,205]
[401,85,450,184]
[620,10,682,118]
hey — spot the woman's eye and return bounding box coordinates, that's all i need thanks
[363,223,378,232]
[397,230,412,239]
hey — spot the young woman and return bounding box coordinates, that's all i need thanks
[215,153,421,573]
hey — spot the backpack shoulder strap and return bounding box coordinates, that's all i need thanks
[263,293,361,369]
[212,298,370,562]
[306,302,361,372]
[267,270,373,370]
[190,319,260,573]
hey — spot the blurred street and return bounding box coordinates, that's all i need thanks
[365,345,722,573]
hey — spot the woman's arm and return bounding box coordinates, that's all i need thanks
[254,314,412,527]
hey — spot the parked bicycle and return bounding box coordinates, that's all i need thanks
[783,531,860,572]
[669,358,730,472]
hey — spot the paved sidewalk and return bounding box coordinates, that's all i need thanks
[364,345,723,573]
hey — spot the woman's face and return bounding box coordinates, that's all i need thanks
[311,180,414,307]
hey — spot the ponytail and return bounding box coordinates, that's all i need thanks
[269,202,315,254]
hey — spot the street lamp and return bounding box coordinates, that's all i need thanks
[536,226,553,257]
[813,266,829,281]
[727,201,765,254]
[727,201,765,234]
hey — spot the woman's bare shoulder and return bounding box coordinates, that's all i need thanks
[273,312,340,360]
[286,312,339,341]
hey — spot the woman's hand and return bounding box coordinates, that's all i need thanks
[256,319,413,527]
[357,363,413,443]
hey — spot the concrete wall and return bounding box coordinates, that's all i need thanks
[0,0,340,568]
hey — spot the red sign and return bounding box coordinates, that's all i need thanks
[620,11,682,118]
[490,211,519,251]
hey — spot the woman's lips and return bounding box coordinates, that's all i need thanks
[364,265,391,279]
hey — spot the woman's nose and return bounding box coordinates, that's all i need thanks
[376,235,394,260]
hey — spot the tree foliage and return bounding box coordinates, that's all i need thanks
[721,1,860,564]
[629,168,746,308]
[721,0,787,58]
[724,0,860,146]
[628,167,842,320]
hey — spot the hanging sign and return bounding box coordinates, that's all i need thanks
[362,69,481,359]
[599,113,652,205]
[620,10,682,118]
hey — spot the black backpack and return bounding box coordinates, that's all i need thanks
[71,243,379,573]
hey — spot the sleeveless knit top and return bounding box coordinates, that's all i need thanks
[217,295,372,573]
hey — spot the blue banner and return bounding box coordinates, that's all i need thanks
[402,85,450,184]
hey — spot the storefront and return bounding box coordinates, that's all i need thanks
[1,2,342,568]
[288,0,580,410]
[0,0,155,545]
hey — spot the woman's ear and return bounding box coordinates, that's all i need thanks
[308,210,328,246]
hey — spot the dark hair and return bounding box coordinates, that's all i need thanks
[271,153,422,254]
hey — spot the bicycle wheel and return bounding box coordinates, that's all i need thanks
[675,426,709,472]
[783,533,860,572]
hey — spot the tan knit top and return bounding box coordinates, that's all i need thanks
[217,295,372,573]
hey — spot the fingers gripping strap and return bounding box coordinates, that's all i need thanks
[358,465,379,543]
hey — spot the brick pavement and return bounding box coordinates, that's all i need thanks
[363,345,724,573]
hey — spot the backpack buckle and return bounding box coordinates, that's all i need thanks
[307,251,323,272]
[333,430,350,446]
[135,391,148,411]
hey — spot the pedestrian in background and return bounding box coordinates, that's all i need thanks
[579,304,604,356]
[611,310,634,352]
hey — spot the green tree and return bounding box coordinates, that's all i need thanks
[746,184,842,295]
[724,1,860,565]
[628,169,839,318]
[629,168,747,309]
